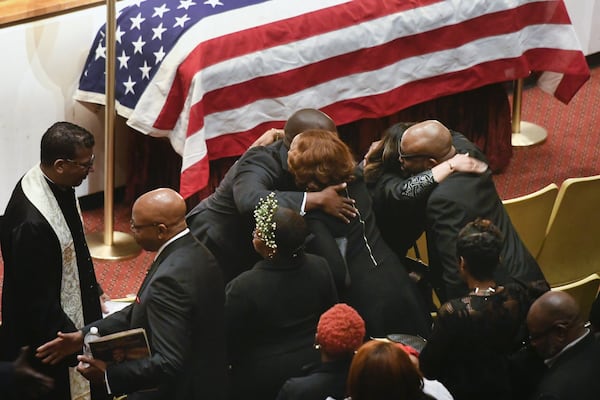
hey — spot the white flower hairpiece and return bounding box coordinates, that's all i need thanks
[253,192,278,251]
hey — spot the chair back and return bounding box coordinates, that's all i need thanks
[502,183,558,258]
[406,232,429,266]
[537,175,600,286]
[551,273,600,321]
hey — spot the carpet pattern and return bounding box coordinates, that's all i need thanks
[1,64,598,306]
[493,65,600,199]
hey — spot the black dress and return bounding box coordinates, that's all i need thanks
[305,173,432,339]
[225,253,338,400]
[419,282,532,400]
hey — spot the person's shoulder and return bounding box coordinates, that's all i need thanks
[303,253,330,267]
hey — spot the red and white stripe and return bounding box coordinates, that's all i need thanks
[105,0,589,198]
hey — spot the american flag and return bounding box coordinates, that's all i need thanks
[75,0,590,198]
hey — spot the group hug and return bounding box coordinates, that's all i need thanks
[1,110,599,400]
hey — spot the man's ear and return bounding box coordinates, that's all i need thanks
[458,256,467,272]
[426,158,439,169]
[53,159,67,174]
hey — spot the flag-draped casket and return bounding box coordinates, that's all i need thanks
[75,0,590,198]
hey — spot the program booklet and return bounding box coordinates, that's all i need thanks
[88,327,151,365]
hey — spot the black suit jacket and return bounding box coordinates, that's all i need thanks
[186,160,258,282]
[275,358,351,400]
[530,333,600,400]
[232,141,304,215]
[425,134,547,302]
[85,233,227,400]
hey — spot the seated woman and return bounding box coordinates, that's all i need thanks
[363,122,488,257]
[276,303,366,400]
[347,340,453,400]
[287,129,432,338]
[419,218,534,400]
[225,193,339,400]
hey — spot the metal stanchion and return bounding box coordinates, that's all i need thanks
[87,0,141,260]
[511,78,547,147]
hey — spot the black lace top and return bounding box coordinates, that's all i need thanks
[419,281,532,400]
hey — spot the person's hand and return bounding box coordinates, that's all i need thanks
[36,331,84,365]
[250,128,284,147]
[363,140,382,166]
[100,293,111,315]
[14,346,55,398]
[307,183,356,223]
[76,356,107,385]
[448,153,488,174]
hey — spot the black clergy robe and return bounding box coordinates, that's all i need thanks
[1,170,103,399]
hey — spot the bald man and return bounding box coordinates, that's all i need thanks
[400,120,547,302]
[187,108,355,282]
[526,291,600,399]
[37,188,227,400]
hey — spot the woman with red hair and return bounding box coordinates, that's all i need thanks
[348,340,452,400]
[277,303,366,400]
[287,129,432,339]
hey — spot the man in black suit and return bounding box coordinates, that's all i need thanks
[37,188,228,399]
[399,120,548,302]
[526,291,600,399]
[232,109,356,226]
[1,122,106,399]
[187,108,356,282]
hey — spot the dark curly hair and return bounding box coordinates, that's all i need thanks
[273,207,309,259]
[363,122,415,184]
[456,218,504,281]
[287,129,355,191]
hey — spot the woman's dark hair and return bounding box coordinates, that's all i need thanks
[40,122,95,166]
[363,122,415,184]
[273,207,309,258]
[456,218,504,281]
[347,340,434,400]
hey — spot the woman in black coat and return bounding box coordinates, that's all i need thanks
[225,195,338,400]
[287,129,432,339]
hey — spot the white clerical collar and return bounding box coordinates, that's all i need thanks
[544,328,590,367]
[154,228,190,261]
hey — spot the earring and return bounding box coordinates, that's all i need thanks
[314,344,321,350]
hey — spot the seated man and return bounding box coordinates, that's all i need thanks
[527,291,600,399]
[399,120,548,302]
[187,108,356,282]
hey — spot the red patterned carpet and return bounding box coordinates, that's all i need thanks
[1,63,599,307]
[493,65,600,199]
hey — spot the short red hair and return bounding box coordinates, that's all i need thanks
[317,303,366,357]
[287,129,356,191]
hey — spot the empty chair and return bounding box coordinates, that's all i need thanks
[537,175,600,286]
[502,183,558,258]
[551,273,600,321]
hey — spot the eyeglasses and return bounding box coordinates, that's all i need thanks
[528,317,577,343]
[130,219,162,232]
[398,151,436,160]
[65,154,95,169]
[528,324,558,343]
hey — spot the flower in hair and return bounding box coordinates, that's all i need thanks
[253,192,278,250]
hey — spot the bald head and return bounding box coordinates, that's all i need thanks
[131,188,187,250]
[527,291,580,329]
[526,290,585,358]
[400,120,454,161]
[283,109,336,148]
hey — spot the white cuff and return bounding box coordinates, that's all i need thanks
[300,192,307,216]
